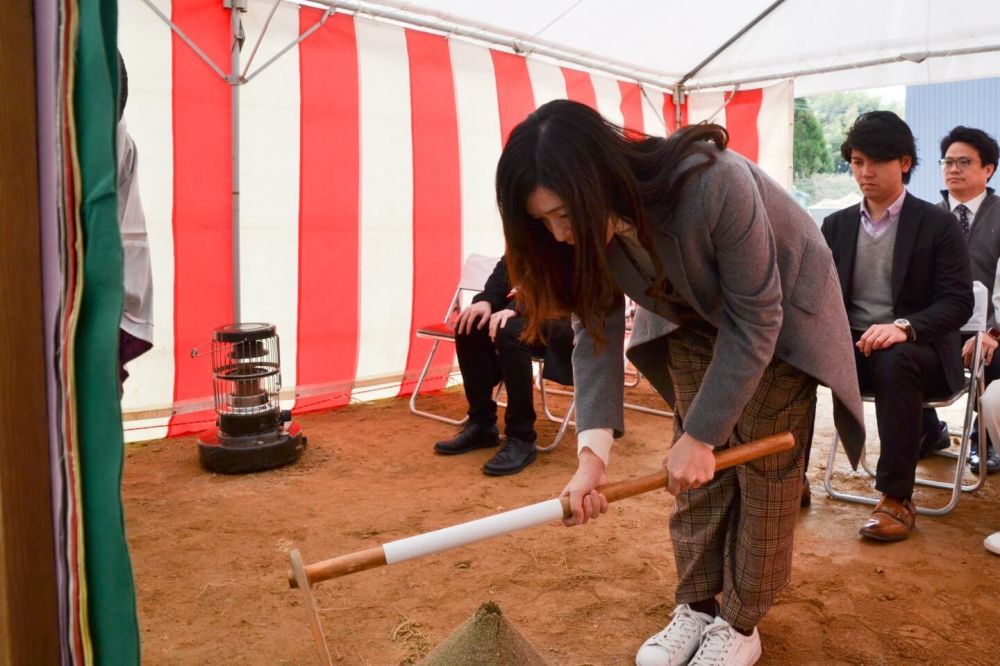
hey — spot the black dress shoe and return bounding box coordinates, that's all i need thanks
[918,420,951,460]
[970,442,1000,475]
[434,423,499,455]
[800,475,811,508]
[483,437,537,476]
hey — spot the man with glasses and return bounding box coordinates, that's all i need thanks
[928,127,1000,474]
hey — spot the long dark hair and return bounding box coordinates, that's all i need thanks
[496,99,728,344]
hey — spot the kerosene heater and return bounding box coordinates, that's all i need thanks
[196,323,305,473]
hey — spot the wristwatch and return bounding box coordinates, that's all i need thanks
[893,318,915,342]
[987,327,1000,341]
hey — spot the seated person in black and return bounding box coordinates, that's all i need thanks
[434,256,574,476]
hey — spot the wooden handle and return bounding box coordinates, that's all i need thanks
[289,432,794,588]
[558,431,794,518]
[288,545,386,588]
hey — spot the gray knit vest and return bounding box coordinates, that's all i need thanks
[848,223,899,330]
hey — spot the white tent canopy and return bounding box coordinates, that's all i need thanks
[302,0,1000,96]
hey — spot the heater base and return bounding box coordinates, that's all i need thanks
[197,421,306,473]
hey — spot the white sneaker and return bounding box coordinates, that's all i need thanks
[635,604,714,666]
[986,531,1000,555]
[688,617,761,666]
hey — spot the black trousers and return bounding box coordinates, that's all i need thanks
[454,317,573,443]
[925,332,1000,443]
[852,332,950,498]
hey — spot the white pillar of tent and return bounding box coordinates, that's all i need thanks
[228,1,244,322]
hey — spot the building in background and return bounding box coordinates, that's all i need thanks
[906,76,1000,203]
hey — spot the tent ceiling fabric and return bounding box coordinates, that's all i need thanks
[328,0,1000,95]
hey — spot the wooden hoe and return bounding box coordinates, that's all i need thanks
[286,432,794,664]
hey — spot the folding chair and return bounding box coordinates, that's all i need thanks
[408,254,576,452]
[823,300,990,516]
[494,343,577,452]
[408,254,500,425]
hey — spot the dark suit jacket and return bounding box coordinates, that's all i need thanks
[938,188,1000,327]
[821,192,974,394]
[471,258,574,386]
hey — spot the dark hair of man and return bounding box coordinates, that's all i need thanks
[940,125,1000,180]
[495,99,728,344]
[839,110,919,184]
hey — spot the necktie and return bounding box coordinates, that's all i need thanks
[956,204,971,237]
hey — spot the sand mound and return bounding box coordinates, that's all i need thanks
[418,601,549,666]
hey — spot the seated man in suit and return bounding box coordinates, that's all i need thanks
[433,256,574,476]
[822,111,973,542]
[925,126,1000,473]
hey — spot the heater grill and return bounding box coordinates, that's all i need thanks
[196,323,306,473]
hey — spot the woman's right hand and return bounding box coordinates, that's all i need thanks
[561,449,609,526]
[455,301,492,335]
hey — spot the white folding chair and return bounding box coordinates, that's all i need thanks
[494,346,576,452]
[823,288,990,516]
[408,254,500,425]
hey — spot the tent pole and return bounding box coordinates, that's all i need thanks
[673,85,685,128]
[676,0,785,87]
[684,42,1000,91]
[229,3,243,322]
[295,0,676,93]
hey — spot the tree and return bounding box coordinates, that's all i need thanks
[793,98,832,178]
[809,91,902,172]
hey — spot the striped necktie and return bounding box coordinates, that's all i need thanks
[956,204,971,237]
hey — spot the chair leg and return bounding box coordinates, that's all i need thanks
[823,427,977,517]
[622,370,673,417]
[536,398,575,453]
[539,377,575,426]
[408,340,468,426]
[623,401,674,417]
[822,432,879,508]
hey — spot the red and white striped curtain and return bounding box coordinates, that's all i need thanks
[119,0,792,440]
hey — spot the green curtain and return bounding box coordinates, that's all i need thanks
[74,0,141,662]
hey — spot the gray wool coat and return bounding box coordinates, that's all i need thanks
[571,147,866,468]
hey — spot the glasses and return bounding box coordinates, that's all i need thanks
[939,157,977,170]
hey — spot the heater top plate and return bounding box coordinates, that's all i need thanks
[214,322,277,342]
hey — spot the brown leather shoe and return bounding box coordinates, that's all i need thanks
[859,495,916,542]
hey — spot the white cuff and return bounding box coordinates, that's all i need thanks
[577,428,613,468]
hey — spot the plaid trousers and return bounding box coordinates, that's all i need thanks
[666,326,817,630]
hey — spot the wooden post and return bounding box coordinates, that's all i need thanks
[0,0,61,662]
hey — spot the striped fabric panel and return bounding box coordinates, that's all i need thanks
[295,10,360,412]
[756,81,794,190]
[167,0,233,436]
[562,66,598,109]
[491,49,535,145]
[450,39,503,262]
[119,0,175,441]
[725,87,764,162]
[618,80,645,137]
[238,1,302,410]
[399,29,462,396]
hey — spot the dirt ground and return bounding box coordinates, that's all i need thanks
[124,381,1000,665]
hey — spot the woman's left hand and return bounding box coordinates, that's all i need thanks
[664,433,716,495]
[488,308,518,341]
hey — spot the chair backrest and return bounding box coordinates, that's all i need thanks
[458,254,501,291]
[438,254,502,322]
[961,280,988,333]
